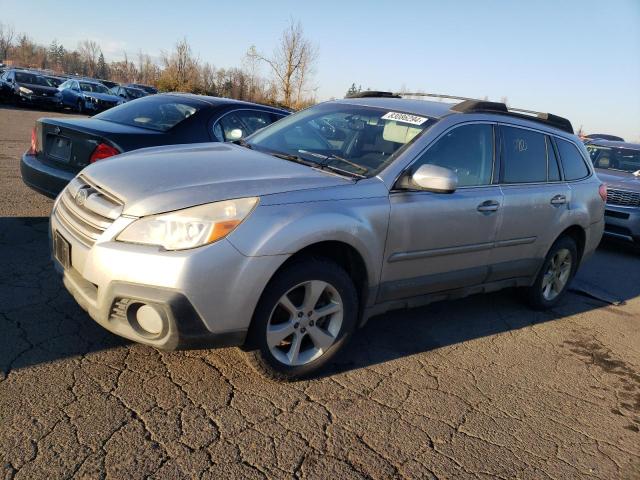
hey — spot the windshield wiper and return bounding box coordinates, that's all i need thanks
[297,150,368,177]
[232,138,253,149]
[266,149,365,179]
[269,151,317,168]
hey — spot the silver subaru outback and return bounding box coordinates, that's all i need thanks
[50,93,605,380]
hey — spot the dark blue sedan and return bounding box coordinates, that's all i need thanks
[20,93,290,198]
[58,78,123,113]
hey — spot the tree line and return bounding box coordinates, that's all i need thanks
[0,20,318,109]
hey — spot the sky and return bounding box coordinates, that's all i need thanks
[2,0,639,140]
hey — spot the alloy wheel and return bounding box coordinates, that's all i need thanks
[266,280,343,366]
[541,248,572,301]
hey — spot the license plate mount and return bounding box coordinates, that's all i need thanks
[48,135,72,162]
[54,231,71,269]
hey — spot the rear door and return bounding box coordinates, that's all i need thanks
[487,125,570,282]
[379,122,503,302]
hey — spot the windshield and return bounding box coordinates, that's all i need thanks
[587,145,640,174]
[44,77,63,87]
[79,82,110,94]
[94,96,199,131]
[15,72,50,86]
[246,102,434,176]
[125,87,146,99]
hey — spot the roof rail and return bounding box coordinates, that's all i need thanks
[343,91,574,134]
[398,92,574,134]
[345,91,401,99]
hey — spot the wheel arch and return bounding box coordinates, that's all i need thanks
[272,240,369,321]
[557,224,586,263]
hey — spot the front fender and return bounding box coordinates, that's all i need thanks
[226,196,391,294]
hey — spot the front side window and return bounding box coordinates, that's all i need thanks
[410,123,494,187]
[213,110,275,142]
[247,103,435,176]
[94,96,200,131]
[587,144,640,174]
[501,126,547,183]
[557,139,590,180]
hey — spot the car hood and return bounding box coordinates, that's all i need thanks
[20,82,59,95]
[82,143,352,216]
[83,92,120,102]
[596,168,640,192]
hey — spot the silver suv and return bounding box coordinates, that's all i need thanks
[50,93,605,379]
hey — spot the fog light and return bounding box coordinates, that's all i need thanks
[135,304,164,335]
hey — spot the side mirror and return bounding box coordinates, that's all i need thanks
[401,164,458,193]
[119,93,126,98]
[227,128,243,141]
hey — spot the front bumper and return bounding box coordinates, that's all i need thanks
[603,204,640,243]
[50,208,288,350]
[84,99,118,112]
[21,152,76,198]
[18,93,62,107]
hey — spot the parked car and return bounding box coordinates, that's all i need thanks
[125,83,158,95]
[98,79,119,90]
[584,133,625,142]
[48,93,604,379]
[111,85,147,102]
[0,69,62,108]
[587,139,640,244]
[58,78,122,113]
[42,75,66,88]
[21,93,289,197]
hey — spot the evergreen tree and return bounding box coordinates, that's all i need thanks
[345,83,361,97]
[97,52,108,79]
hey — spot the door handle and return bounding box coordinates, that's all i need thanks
[550,194,567,205]
[477,200,500,213]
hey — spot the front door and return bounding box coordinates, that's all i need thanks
[379,122,502,302]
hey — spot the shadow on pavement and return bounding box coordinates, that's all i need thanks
[2,217,639,377]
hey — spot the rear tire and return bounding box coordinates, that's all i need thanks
[525,236,578,310]
[243,258,358,381]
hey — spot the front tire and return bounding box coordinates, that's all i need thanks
[243,258,358,381]
[76,99,84,113]
[525,236,578,310]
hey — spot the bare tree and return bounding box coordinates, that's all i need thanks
[78,40,101,76]
[0,22,15,62]
[247,20,318,108]
[158,38,200,92]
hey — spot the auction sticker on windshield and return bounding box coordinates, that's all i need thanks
[381,111,428,125]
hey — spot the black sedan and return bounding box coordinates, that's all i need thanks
[0,69,62,108]
[20,93,289,198]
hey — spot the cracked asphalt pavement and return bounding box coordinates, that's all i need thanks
[1,107,639,479]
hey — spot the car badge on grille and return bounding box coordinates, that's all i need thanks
[75,189,88,207]
[53,126,61,135]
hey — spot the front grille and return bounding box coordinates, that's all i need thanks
[95,98,116,108]
[54,176,123,246]
[607,188,640,208]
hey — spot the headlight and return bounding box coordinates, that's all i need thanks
[116,197,259,250]
[19,86,33,95]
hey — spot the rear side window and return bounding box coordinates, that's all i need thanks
[501,126,547,183]
[546,136,561,181]
[411,123,494,187]
[556,139,590,180]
